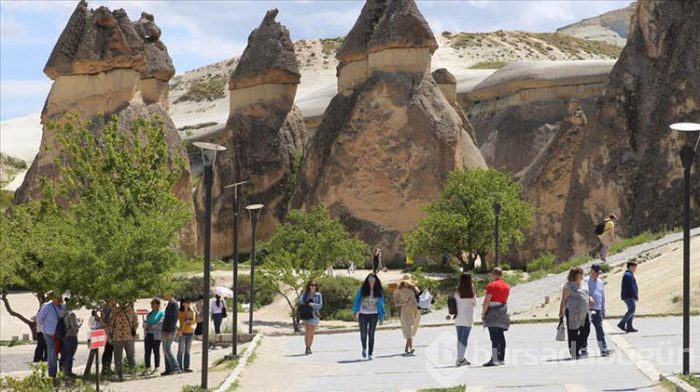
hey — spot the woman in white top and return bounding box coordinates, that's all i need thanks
[211,295,226,337]
[453,273,477,367]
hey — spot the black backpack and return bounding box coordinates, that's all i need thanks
[594,220,607,235]
[447,296,458,317]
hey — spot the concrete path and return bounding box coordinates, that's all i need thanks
[236,316,698,392]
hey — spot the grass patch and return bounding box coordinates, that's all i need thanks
[320,37,343,55]
[174,74,227,103]
[529,32,621,58]
[178,122,218,132]
[0,190,13,211]
[418,386,465,392]
[469,61,508,69]
[678,374,700,389]
[608,230,671,256]
[0,339,31,347]
[212,356,239,371]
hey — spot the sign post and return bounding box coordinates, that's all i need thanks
[90,329,107,392]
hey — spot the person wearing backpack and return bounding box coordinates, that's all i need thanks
[299,280,323,355]
[59,299,82,377]
[109,302,138,381]
[394,278,419,355]
[595,214,618,262]
[36,296,65,378]
[353,273,385,360]
[448,273,476,367]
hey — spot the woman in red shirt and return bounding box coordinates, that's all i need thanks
[481,268,510,367]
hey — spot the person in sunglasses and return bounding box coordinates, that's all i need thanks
[300,280,323,355]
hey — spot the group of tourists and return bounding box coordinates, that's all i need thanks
[297,254,640,368]
[33,293,227,381]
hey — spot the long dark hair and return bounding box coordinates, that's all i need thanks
[457,273,475,299]
[303,280,318,296]
[215,295,221,307]
[361,273,383,298]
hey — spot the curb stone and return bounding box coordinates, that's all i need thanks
[215,334,263,392]
[660,375,698,392]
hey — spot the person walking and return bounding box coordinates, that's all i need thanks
[481,267,510,367]
[32,313,47,363]
[144,298,164,373]
[211,294,227,341]
[353,273,385,360]
[452,273,476,367]
[59,299,82,377]
[110,303,138,381]
[177,299,197,372]
[299,280,323,355]
[161,293,181,376]
[559,267,591,359]
[100,301,115,376]
[394,278,419,355]
[371,247,383,273]
[36,296,65,378]
[618,261,639,333]
[597,213,618,262]
[587,264,614,356]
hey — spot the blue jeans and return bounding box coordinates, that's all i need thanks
[620,299,636,329]
[177,333,193,370]
[162,333,179,373]
[213,314,224,334]
[456,326,471,361]
[358,313,379,355]
[43,333,58,377]
[590,310,607,350]
[60,336,78,375]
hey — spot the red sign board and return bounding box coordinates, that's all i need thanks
[90,329,107,349]
[136,309,148,316]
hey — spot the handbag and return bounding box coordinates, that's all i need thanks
[221,305,227,319]
[556,318,566,342]
[297,303,313,321]
[447,296,458,317]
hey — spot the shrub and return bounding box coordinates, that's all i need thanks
[528,253,555,272]
[237,273,276,309]
[172,276,214,300]
[316,276,361,320]
[0,363,95,391]
[174,74,227,103]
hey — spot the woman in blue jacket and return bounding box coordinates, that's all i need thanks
[299,280,323,355]
[353,273,385,360]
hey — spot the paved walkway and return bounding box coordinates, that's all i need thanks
[237,316,698,391]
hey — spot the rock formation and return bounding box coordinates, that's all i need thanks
[195,9,307,257]
[467,60,613,174]
[14,0,196,254]
[294,0,487,261]
[506,0,700,261]
[432,68,477,144]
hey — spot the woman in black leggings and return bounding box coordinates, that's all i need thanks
[352,273,386,360]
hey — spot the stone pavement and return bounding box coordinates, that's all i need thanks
[237,316,698,391]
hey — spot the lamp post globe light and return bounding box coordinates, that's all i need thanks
[669,122,700,376]
[192,142,226,389]
[493,202,502,267]
[223,180,249,359]
[245,203,264,335]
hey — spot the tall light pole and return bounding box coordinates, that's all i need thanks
[223,180,249,359]
[245,204,264,335]
[193,142,226,389]
[669,122,700,376]
[493,203,502,267]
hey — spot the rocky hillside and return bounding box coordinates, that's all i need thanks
[557,2,635,47]
[168,30,622,135]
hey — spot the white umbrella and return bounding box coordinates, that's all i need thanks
[214,286,234,298]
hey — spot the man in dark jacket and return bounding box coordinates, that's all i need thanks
[161,293,181,375]
[618,262,639,333]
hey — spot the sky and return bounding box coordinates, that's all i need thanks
[0,0,630,121]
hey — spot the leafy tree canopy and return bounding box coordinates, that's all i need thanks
[404,169,533,270]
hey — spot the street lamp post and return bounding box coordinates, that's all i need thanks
[669,122,700,376]
[193,142,226,390]
[223,181,249,358]
[245,204,264,335]
[493,203,502,267]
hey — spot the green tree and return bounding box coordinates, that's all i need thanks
[0,113,191,330]
[48,113,191,307]
[260,206,368,331]
[404,169,533,271]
